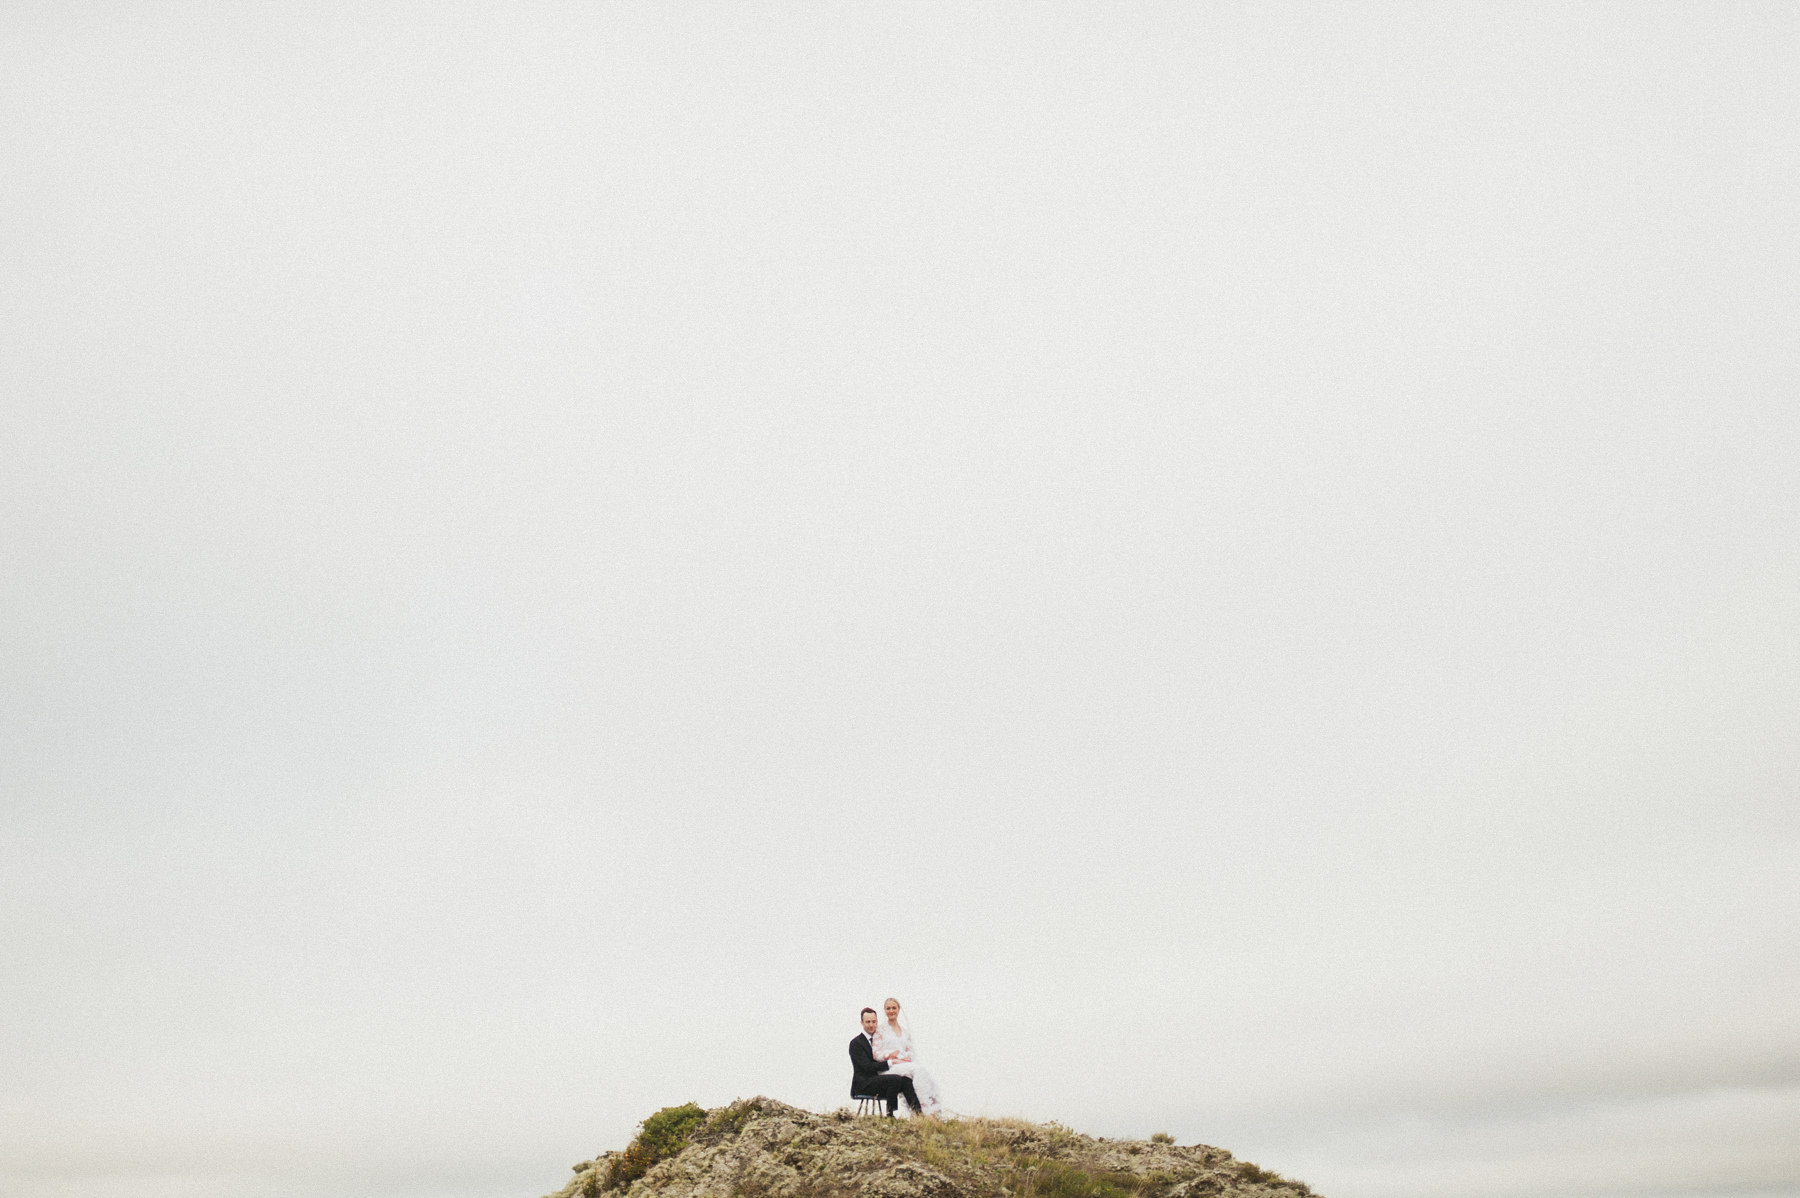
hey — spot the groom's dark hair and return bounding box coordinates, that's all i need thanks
[860,1007,877,1017]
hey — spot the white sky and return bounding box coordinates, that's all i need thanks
[3,5,1798,1198]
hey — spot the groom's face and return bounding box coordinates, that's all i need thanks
[861,1011,877,1036]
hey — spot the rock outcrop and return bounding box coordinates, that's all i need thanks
[545,1097,1318,1198]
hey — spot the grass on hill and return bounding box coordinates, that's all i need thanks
[576,1098,1312,1198]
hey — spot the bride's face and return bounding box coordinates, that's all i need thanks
[884,1000,900,1022]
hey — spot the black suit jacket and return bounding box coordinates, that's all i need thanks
[849,1032,890,1092]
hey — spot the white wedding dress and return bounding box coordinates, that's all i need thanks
[873,1022,943,1115]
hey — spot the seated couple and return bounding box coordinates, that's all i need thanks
[848,997,944,1117]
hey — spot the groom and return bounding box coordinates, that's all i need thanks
[849,1006,922,1116]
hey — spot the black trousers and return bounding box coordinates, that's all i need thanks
[857,1074,922,1115]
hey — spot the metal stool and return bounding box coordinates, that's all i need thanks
[853,1094,890,1117]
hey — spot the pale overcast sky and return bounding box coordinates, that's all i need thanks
[3,5,1797,1198]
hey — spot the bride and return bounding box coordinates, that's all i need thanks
[873,997,943,1117]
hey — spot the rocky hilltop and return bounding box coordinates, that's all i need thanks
[544,1097,1318,1198]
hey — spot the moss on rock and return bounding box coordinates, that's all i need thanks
[546,1098,1316,1198]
